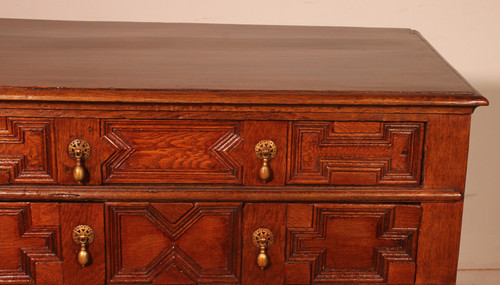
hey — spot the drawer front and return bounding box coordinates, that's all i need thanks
[106,202,242,284]
[102,120,243,184]
[0,117,56,184]
[285,203,421,284]
[288,121,425,186]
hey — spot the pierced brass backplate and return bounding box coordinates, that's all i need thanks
[68,139,91,161]
[254,140,277,183]
[67,139,91,183]
[252,227,274,247]
[252,227,274,270]
[254,140,277,160]
[72,225,94,267]
[72,225,95,244]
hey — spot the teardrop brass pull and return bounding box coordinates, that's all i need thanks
[72,225,95,267]
[254,140,277,182]
[252,228,274,270]
[68,139,91,183]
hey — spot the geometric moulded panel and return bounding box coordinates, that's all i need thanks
[102,120,243,184]
[286,204,421,284]
[106,203,242,284]
[0,118,56,184]
[0,203,61,284]
[287,121,424,185]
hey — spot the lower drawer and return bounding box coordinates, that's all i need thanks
[0,202,420,284]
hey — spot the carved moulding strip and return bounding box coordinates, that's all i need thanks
[106,203,241,284]
[288,121,424,185]
[0,118,56,184]
[0,203,60,284]
[0,185,462,203]
[286,204,420,283]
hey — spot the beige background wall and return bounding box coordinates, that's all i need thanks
[1,1,498,283]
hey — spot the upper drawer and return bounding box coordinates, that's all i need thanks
[287,121,425,186]
[1,117,424,187]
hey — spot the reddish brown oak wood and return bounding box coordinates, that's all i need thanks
[105,202,242,284]
[61,203,105,285]
[0,185,463,203]
[0,117,57,184]
[416,202,464,284]
[243,121,288,186]
[0,19,488,108]
[0,203,62,284]
[0,19,488,284]
[422,114,472,192]
[101,120,243,184]
[287,121,424,185]
[242,203,286,284]
[285,203,421,284]
[56,118,106,185]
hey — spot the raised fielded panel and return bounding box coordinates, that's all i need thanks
[101,120,243,184]
[288,121,424,186]
[106,202,242,284]
[0,118,56,184]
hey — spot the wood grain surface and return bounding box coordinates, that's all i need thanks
[242,203,286,284]
[105,202,242,284]
[0,19,487,107]
[101,120,243,184]
[0,117,56,184]
[0,203,62,284]
[61,203,105,285]
[287,121,424,185]
[285,203,421,284]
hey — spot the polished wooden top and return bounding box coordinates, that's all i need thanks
[0,18,487,106]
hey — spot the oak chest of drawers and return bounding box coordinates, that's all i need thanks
[0,19,488,284]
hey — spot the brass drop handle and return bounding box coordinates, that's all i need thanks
[252,228,274,270]
[67,139,91,183]
[72,225,95,267]
[254,140,277,182]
